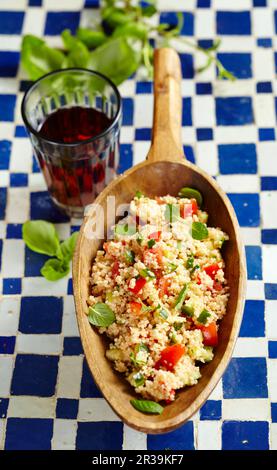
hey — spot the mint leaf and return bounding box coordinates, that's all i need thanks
[130,399,164,415]
[178,187,203,207]
[198,309,211,325]
[23,220,60,257]
[88,303,115,327]
[21,35,65,80]
[60,232,79,262]
[191,222,208,240]
[41,258,70,281]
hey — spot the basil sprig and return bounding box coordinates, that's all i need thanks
[130,399,164,415]
[88,303,115,327]
[191,222,208,240]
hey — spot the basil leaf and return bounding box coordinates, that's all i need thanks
[130,399,164,415]
[60,231,79,262]
[141,5,157,17]
[88,303,115,327]
[174,284,188,310]
[112,22,148,41]
[165,204,180,223]
[21,35,65,80]
[191,222,208,240]
[61,29,90,68]
[147,239,156,249]
[186,256,194,269]
[114,223,136,236]
[135,190,144,199]
[178,187,203,207]
[76,27,107,48]
[198,309,211,325]
[40,258,70,281]
[125,249,135,264]
[23,220,60,257]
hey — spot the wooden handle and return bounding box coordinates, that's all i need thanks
[147,48,184,162]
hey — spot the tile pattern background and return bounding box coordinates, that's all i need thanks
[0,0,277,450]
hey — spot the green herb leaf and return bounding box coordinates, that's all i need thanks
[23,220,61,257]
[191,222,208,240]
[174,322,183,331]
[130,399,164,415]
[177,240,182,251]
[165,204,180,223]
[61,29,90,68]
[133,372,145,387]
[76,27,107,48]
[166,262,177,273]
[40,258,70,281]
[60,232,79,262]
[114,223,136,236]
[186,256,194,269]
[135,343,149,354]
[182,305,194,317]
[139,268,156,279]
[191,264,200,275]
[88,302,115,327]
[112,22,148,41]
[136,233,143,245]
[21,35,65,80]
[125,249,135,264]
[135,190,144,199]
[198,309,211,325]
[147,238,156,249]
[178,187,203,207]
[174,284,188,310]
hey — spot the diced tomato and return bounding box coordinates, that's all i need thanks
[180,198,198,218]
[128,277,147,295]
[213,281,223,291]
[155,344,186,372]
[148,231,162,241]
[204,263,220,280]
[165,389,175,404]
[129,301,142,315]
[111,260,119,278]
[197,322,218,347]
[155,197,166,205]
[158,277,171,298]
[149,245,163,265]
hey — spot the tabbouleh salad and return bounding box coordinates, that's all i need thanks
[87,187,229,411]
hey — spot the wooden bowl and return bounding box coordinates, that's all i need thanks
[73,48,246,434]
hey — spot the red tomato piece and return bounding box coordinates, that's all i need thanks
[111,260,119,278]
[155,344,186,372]
[158,277,171,298]
[213,281,223,291]
[128,277,147,295]
[198,322,218,347]
[204,263,220,280]
[180,198,198,218]
[129,301,142,315]
[149,245,163,265]
[148,231,162,241]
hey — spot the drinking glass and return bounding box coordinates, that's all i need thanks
[21,68,122,218]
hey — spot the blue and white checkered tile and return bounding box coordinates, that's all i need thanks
[0,0,277,450]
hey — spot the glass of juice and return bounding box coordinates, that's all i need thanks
[21,68,122,217]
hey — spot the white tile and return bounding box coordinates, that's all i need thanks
[254,95,276,127]
[252,8,274,38]
[261,192,277,229]
[0,222,5,239]
[133,142,151,165]
[51,419,77,450]
[194,52,216,82]
[214,80,255,98]
[14,92,23,125]
[0,0,27,8]
[257,142,277,176]
[246,280,265,300]
[263,246,277,283]
[233,338,267,357]
[118,79,135,97]
[0,297,20,336]
[28,173,46,191]
[0,357,14,397]
[241,228,261,246]
[195,10,215,38]
[268,359,277,401]
[0,420,4,451]
[134,95,153,127]
[208,380,223,400]
[217,175,259,194]
[197,421,221,450]
[213,0,251,8]
[222,399,270,421]
[253,49,275,80]
[0,123,13,140]
[0,77,18,93]
[44,0,83,10]
[123,425,147,450]
[195,141,218,176]
[193,96,215,127]
[78,398,120,421]
[181,80,195,97]
[217,37,255,52]
[23,7,46,36]
[17,334,63,355]
[8,397,56,418]
[271,423,277,450]
[63,296,79,336]
[265,301,277,339]
[182,127,196,144]
[120,127,135,144]
[22,277,69,296]
[10,139,33,173]
[159,0,195,10]
[6,188,30,223]
[0,171,9,187]
[215,125,257,144]
[1,240,25,277]
[57,357,83,398]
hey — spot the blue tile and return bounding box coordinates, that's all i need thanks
[216,97,254,126]
[228,193,260,227]
[6,224,23,239]
[198,39,214,49]
[217,11,251,35]
[77,422,123,450]
[0,140,11,169]
[29,0,42,5]
[259,128,275,141]
[5,418,53,450]
[80,359,102,398]
[160,12,194,36]
[239,300,265,337]
[274,11,277,33]
[245,245,262,280]
[0,240,2,273]
[44,12,80,35]
[3,278,21,295]
[11,354,59,397]
[0,11,24,34]
[268,341,277,358]
[0,398,9,418]
[148,421,194,450]
[30,191,69,223]
[67,278,73,295]
[0,337,16,354]
[84,0,100,6]
[32,155,40,173]
[261,176,277,190]
[0,95,16,121]
[196,82,212,95]
[271,403,277,422]
[218,144,257,174]
[196,128,213,141]
[56,398,79,420]
[180,54,194,79]
[135,128,151,140]
[63,337,83,355]
[200,400,222,420]
[19,297,63,334]
[118,144,133,173]
[222,421,269,450]
[217,53,252,79]
[265,283,277,299]
[257,38,272,47]
[262,229,277,244]
[0,51,20,77]
[223,357,268,398]
[253,0,267,5]
[182,98,192,125]
[10,173,28,187]
[257,81,272,93]
[15,126,28,138]
[24,246,49,277]
[197,0,211,7]
[0,187,7,219]
[184,145,195,164]
[136,81,152,94]
[122,98,134,126]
